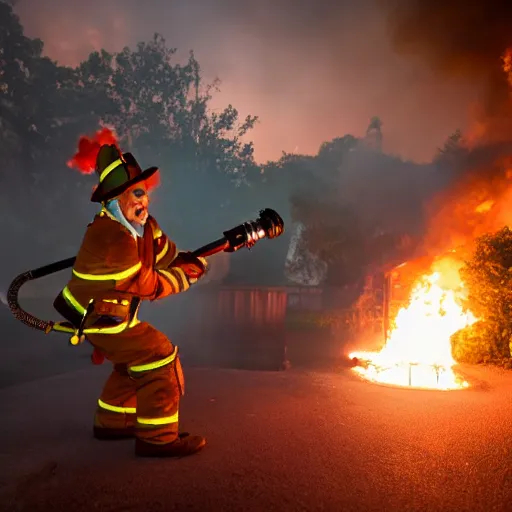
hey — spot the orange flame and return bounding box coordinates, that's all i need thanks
[350,46,512,390]
[351,256,476,390]
[502,48,512,87]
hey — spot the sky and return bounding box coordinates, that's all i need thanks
[14,0,480,164]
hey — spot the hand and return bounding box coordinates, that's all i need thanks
[172,251,208,280]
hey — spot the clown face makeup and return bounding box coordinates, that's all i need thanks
[118,182,150,226]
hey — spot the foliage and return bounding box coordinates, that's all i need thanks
[267,135,426,287]
[455,226,512,364]
[0,3,262,275]
[432,129,471,188]
[0,0,470,294]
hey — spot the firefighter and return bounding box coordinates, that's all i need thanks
[53,143,208,458]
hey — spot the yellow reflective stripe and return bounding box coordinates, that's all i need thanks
[99,158,123,182]
[153,227,163,239]
[129,347,178,373]
[137,411,179,425]
[128,316,140,328]
[98,399,136,414]
[102,298,130,306]
[159,267,190,292]
[73,261,142,281]
[59,286,140,336]
[83,321,129,334]
[159,268,180,290]
[60,317,139,336]
[155,239,169,264]
[52,322,75,333]
[63,286,86,315]
[174,267,188,286]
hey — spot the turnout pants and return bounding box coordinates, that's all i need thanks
[87,321,185,444]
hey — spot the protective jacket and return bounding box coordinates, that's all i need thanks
[53,207,203,445]
[54,207,192,333]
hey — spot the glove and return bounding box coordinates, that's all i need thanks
[172,251,208,280]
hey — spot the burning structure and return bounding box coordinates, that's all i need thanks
[350,2,512,389]
[350,173,512,390]
[351,254,476,390]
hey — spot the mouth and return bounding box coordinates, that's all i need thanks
[134,207,148,224]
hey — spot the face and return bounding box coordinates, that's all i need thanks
[117,182,150,226]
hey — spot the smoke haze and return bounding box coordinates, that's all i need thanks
[379,0,512,144]
[14,0,481,163]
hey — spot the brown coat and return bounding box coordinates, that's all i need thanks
[55,208,191,329]
[53,208,195,444]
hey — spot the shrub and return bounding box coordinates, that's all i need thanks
[455,226,512,365]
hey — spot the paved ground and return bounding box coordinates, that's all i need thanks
[1,359,512,512]
[3,300,512,511]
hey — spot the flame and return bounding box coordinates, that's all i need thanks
[350,257,477,390]
[502,48,512,88]
[474,199,494,213]
[348,47,512,391]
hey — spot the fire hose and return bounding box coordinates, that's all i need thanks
[7,208,284,336]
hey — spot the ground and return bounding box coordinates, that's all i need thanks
[2,301,512,511]
[1,359,512,511]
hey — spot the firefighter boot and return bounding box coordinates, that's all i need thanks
[93,412,136,440]
[94,423,191,441]
[135,434,206,458]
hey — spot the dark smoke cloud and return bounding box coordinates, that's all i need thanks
[379,0,512,118]
[372,1,512,259]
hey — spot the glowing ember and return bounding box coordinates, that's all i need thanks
[350,269,477,390]
[502,48,512,88]
[474,199,494,214]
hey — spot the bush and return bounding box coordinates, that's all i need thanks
[451,322,497,364]
[456,226,512,365]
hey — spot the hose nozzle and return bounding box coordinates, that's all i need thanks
[223,208,285,252]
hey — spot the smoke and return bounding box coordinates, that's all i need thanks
[16,0,477,163]
[421,149,512,255]
[379,0,512,141]
[374,1,512,258]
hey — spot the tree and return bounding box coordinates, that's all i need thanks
[1,13,264,275]
[433,129,468,176]
[69,34,261,245]
[364,116,383,151]
[454,227,512,365]
[0,1,101,272]
[317,135,358,165]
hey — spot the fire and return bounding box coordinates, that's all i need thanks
[350,261,477,390]
[474,199,494,214]
[348,44,512,391]
[502,48,512,88]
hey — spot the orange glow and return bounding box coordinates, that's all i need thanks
[350,256,476,390]
[349,46,512,390]
[502,48,512,88]
[474,199,494,213]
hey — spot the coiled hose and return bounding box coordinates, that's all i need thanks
[7,257,76,334]
[7,208,284,334]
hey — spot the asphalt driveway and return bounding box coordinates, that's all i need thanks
[1,360,511,512]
